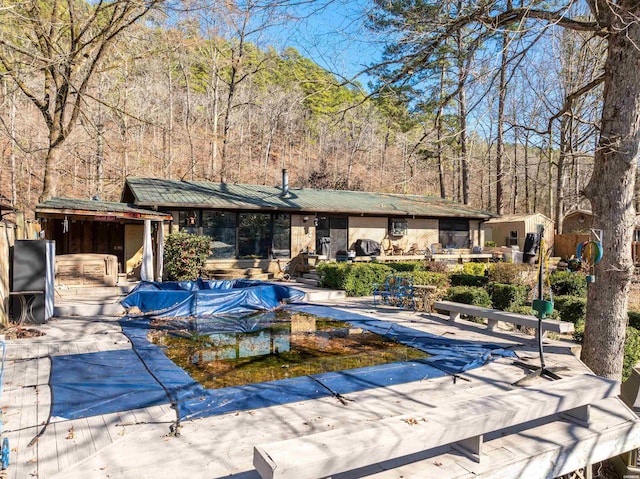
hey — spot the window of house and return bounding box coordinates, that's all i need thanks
[238,213,271,259]
[202,211,237,258]
[178,210,200,235]
[271,214,291,258]
[389,218,408,236]
[507,230,519,246]
[438,219,470,249]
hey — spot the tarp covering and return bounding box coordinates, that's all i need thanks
[121,279,305,318]
[50,303,517,421]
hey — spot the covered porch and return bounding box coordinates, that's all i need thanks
[36,198,171,282]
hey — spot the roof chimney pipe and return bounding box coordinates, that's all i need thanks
[281,168,289,197]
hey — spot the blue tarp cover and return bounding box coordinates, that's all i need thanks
[51,296,517,420]
[121,279,306,317]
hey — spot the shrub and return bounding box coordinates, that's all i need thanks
[553,295,587,324]
[388,261,422,272]
[624,327,640,382]
[489,283,530,310]
[549,271,587,297]
[317,263,349,290]
[412,271,449,288]
[450,274,489,288]
[445,286,492,307]
[485,241,497,247]
[486,262,530,284]
[163,232,211,281]
[317,262,392,296]
[461,262,488,276]
[421,261,451,273]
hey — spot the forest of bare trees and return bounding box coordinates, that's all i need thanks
[0,0,605,225]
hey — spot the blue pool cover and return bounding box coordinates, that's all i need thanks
[121,279,305,317]
[51,303,517,421]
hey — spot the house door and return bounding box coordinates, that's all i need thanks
[315,216,348,259]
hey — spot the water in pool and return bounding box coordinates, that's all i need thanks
[149,310,429,389]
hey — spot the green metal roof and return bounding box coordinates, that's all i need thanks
[36,197,172,220]
[123,177,493,219]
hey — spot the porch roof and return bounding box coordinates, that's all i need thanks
[122,177,493,219]
[36,197,172,221]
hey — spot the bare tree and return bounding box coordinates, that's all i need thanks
[368,0,640,380]
[0,0,165,201]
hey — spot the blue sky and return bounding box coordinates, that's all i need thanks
[267,0,383,85]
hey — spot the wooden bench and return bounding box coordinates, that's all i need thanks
[372,274,415,309]
[253,374,617,479]
[433,300,574,335]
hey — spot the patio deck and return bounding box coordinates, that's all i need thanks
[2,286,639,479]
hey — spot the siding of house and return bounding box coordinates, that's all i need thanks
[125,224,144,275]
[291,214,315,254]
[348,217,388,250]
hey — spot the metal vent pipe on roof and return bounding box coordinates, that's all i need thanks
[281,168,289,197]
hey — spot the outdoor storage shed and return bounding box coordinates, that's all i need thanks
[483,213,554,251]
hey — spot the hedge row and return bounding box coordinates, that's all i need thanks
[316,261,640,381]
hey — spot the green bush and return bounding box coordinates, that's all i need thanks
[450,274,489,288]
[486,262,530,284]
[549,271,587,297]
[445,286,492,307]
[461,262,488,276]
[624,327,640,382]
[572,321,640,382]
[387,261,422,272]
[412,271,449,288]
[163,232,211,281]
[317,262,392,296]
[489,283,530,310]
[317,263,349,290]
[553,295,587,324]
[485,241,497,247]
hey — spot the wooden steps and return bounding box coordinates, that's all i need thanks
[205,267,271,281]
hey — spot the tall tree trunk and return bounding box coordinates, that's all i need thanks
[166,68,174,178]
[437,63,447,199]
[555,115,570,234]
[581,19,640,380]
[455,24,470,205]
[524,134,530,212]
[96,118,104,199]
[512,136,518,213]
[9,85,17,206]
[495,23,510,215]
[40,130,63,202]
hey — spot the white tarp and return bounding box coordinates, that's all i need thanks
[156,223,164,281]
[140,219,153,281]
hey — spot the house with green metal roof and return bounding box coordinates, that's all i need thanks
[121,171,492,274]
[36,171,493,280]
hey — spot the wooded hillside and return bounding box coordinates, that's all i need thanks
[0,1,596,223]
